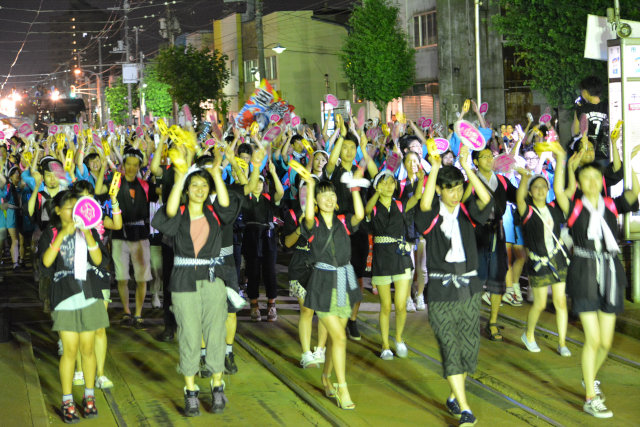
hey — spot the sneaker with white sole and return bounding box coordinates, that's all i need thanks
[72,371,85,386]
[96,375,114,389]
[583,396,612,418]
[415,294,426,311]
[312,346,326,364]
[582,379,605,402]
[502,291,522,306]
[300,351,319,368]
[152,293,161,309]
[521,333,541,352]
[557,346,571,357]
[406,296,416,313]
[380,349,394,360]
[395,341,408,358]
[481,292,491,306]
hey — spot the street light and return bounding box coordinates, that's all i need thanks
[271,43,286,54]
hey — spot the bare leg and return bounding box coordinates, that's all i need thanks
[489,293,503,339]
[79,331,97,389]
[594,311,616,375]
[579,311,600,399]
[550,282,568,347]
[8,228,18,264]
[298,297,314,353]
[117,280,130,315]
[526,286,548,341]
[393,279,411,342]
[225,313,236,345]
[59,331,80,395]
[319,315,352,405]
[135,281,147,317]
[94,328,107,377]
[377,284,391,350]
[317,320,328,348]
[447,373,471,412]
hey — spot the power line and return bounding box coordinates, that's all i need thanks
[1,0,44,91]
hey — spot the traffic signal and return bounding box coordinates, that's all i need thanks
[70,86,76,98]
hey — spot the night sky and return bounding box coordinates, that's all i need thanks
[0,0,353,95]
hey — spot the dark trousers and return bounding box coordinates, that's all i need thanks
[245,249,278,300]
[161,242,176,331]
[233,242,243,287]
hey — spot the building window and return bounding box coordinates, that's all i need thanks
[230,59,236,76]
[244,57,277,82]
[414,11,437,48]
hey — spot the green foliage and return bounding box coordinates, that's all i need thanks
[492,0,640,107]
[341,0,415,112]
[140,62,172,118]
[155,45,230,120]
[104,77,139,125]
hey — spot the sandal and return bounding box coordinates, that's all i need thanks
[485,323,503,341]
[333,383,355,410]
[321,374,336,398]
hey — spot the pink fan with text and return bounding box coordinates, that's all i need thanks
[93,133,101,147]
[454,120,486,151]
[291,115,301,127]
[212,124,223,141]
[19,123,33,138]
[136,126,144,138]
[423,118,433,129]
[539,114,552,125]
[72,196,103,230]
[48,160,67,181]
[262,126,282,145]
[270,114,281,123]
[182,105,193,123]
[205,138,216,146]
[144,116,152,127]
[434,138,450,154]
[493,153,516,174]
[357,107,365,129]
[366,127,379,140]
[283,112,291,125]
[73,124,80,136]
[325,94,338,107]
[49,125,59,135]
[108,120,115,134]
[479,102,489,115]
[386,152,401,172]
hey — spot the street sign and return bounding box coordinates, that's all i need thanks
[122,63,138,83]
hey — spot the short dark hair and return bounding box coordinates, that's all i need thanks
[183,169,215,199]
[315,179,336,195]
[195,155,214,168]
[71,179,94,196]
[83,152,100,167]
[48,190,78,230]
[237,143,253,157]
[436,165,465,189]
[579,76,603,98]
[575,161,604,182]
[471,147,492,163]
[398,134,420,153]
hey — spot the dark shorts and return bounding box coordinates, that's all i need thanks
[428,293,481,378]
[52,300,109,332]
[477,247,505,294]
[572,296,623,315]
[528,256,568,288]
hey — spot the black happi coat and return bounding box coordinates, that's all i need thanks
[367,198,414,277]
[414,195,494,303]
[300,213,363,312]
[151,200,235,292]
[283,207,312,286]
[520,202,568,277]
[241,192,279,258]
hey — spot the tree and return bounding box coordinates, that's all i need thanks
[140,61,172,118]
[155,45,230,120]
[492,0,640,107]
[341,0,415,113]
[104,77,139,125]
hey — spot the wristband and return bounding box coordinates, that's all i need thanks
[350,186,361,192]
[87,244,99,251]
[112,209,122,215]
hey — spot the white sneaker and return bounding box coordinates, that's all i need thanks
[395,341,408,358]
[380,349,394,360]
[583,397,612,418]
[72,371,85,386]
[152,293,162,309]
[582,379,606,402]
[415,294,426,311]
[96,375,114,389]
[481,292,491,306]
[300,351,319,368]
[502,291,522,306]
[406,296,416,313]
[557,346,571,357]
[521,333,541,352]
[312,346,326,364]
[57,339,64,356]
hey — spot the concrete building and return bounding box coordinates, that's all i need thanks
[213,10,351,124]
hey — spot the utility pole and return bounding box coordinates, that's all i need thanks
[255,0,266,81]
[134,26,145,122]
[96,37,104,126]
[160,5,180,122]
[124,0,133,126]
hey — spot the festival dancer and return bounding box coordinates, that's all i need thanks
[365,170,422,359]
[39,191,111,423]
[415,145,493,426]
[301,171,366,410]
[151,149,234,417]
[553,140,639,418]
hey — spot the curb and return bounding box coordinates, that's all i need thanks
[13,330,49,427]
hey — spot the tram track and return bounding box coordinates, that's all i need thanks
[480,306,640,371]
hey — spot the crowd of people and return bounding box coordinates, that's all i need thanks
[0,75,638,425]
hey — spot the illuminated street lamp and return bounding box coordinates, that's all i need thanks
[51,90,60,101]
[74,68,82,76]
[272,43,286,54]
